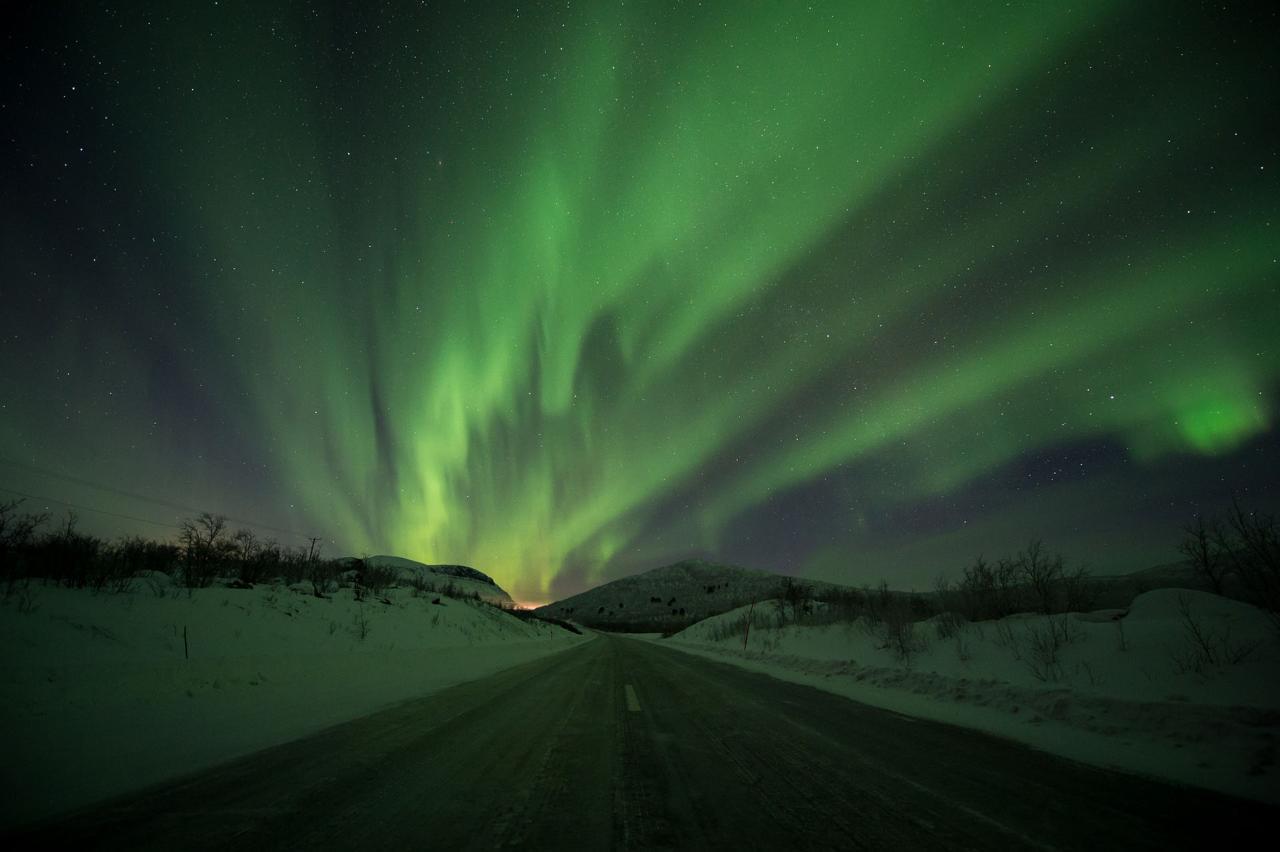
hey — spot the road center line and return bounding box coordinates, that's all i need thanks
[624,683,641,712]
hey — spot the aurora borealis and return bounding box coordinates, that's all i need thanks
[2,2,1276,603]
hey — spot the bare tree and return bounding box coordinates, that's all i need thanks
[0,499,48,586]
[42,511,102,588]
[233,528,259,561]
[878,593,921,665]
[232,528,280,585]
[867,579,894,622]
[1018,540,1064,615]
[956,557,991,621]
[995,558,1022,615]
[1061,564,1098,613]
[309,559,336,598]
[1179,515,1229,595]
[933,573,956,613]
[179,513,227,588]
[958,556,1019,620]
[777,576,813,624]
[1213,501,1280,629]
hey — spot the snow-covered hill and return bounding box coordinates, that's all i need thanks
[0,576,585,827]
[536,559,858,631]
[657,588,1280,803]
[360,555,514,605]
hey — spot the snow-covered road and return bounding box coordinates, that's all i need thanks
[10,634,1275,849]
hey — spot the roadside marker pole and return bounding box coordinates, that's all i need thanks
[743,601,755,651]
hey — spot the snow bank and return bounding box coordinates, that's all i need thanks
[0,580,587,827]
[659,589,1280,804]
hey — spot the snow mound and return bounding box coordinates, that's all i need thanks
[361,555,513,605]
[660,592,1280,803]
[1127,587,1265,624]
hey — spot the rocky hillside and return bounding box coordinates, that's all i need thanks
[535,559,855,632]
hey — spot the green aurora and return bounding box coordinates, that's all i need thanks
[1,1,1276,602]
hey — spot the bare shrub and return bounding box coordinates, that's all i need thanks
[958,542,1090,620]
[776,577,813,624]
[707,606,781,646]
[407,573,433,596]
[1024,615,1080,682]
[1169,592,1259,674]
[356,560,398,596]
[1026,631,1060,680]
[956,556,1021,621]
[865,580,894,623]
[89,551,136,594]
[934,611,966,640]
[933,574,959,617]
[993,619,1023,660]
[814,587,864,625]
[14,579,40,615]
[877,594,923,665]
[145,572,169,597]
[352,605,370,641]
[27,512,103,588]
[112,536,180,579]
[309,559,337,598]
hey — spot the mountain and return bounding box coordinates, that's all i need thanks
[361,555,514,606]
[535,559,856,632]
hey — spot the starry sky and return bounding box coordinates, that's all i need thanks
[2,1,1277,604]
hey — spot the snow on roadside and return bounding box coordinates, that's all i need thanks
[655,589,1280,804]
[0,578,588,828]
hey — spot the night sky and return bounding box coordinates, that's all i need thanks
[2,2,1277,604]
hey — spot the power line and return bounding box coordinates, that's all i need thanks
[0,457,204,515]
[0,486,185,531]
[0,457,319,540]
[0,481,318,539]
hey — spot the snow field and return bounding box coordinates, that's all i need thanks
[659,588,1280,804]
[0,578,587,827]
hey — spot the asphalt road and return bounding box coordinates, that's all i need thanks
[8,634,1274,850]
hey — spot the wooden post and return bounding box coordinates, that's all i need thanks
[743,601,755,651]
[184,625,189,661]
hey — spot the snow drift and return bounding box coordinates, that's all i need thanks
[658,588,1280,804]
[0,578,586,827]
